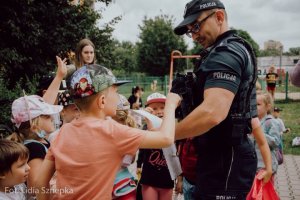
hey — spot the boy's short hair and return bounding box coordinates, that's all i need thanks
[74,92,101,111]
[69,64,130,99]
[146,92,166,106]
[0,139,29,174]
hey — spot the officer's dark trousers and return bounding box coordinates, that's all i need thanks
[193,138,257,200]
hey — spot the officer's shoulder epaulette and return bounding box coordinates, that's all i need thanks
[214,35,243,52]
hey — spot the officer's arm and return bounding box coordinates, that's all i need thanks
[175,87,234,140]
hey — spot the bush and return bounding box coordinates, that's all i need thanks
[0,74,37,129]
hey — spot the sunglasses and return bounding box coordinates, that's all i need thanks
[186,11,216,38]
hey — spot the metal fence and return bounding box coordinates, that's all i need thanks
[116,75,169,97]
[118,72,300,102]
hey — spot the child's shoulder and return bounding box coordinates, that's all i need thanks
[68,117,131,131]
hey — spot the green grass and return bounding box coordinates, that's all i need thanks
[275,100,300,155]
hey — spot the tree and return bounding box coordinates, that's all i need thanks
[109,40,137,76]
[136,15,187,76]
[259,49,281,57]
[189,28,260,68]
[234,29,260,57]
[0,0,116,88]
[0,0,116,127]
[287,47,300,56]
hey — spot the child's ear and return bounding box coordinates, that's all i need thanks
[30,124,38,133]
[97,94,106,109]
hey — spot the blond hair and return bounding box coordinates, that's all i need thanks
[114,110,136,128]
[256,81,262,91]
[257,90,274,114]
[13,117,43,143]
[74,88,110,112]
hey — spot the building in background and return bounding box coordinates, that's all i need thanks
[264,40,284,51]
[257,56,300,78]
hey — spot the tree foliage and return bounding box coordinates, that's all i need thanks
[189,28,260,68]
[0,0,116,126]
[259,48,282,57]
[109,40,137,76]
[136,15,187,76]
[0,0,116,88]
[285,47,300,56]
[234,28,260,57]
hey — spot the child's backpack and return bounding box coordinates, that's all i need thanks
[264,117,283,165]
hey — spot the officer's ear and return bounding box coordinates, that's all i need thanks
[215,10,225,24]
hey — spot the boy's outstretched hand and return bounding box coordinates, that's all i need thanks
[166,93,181,108]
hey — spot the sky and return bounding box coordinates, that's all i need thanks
[96,0,300,52]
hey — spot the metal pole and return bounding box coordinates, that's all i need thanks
[168,50,200,92]
[169,50,182,91]
[279,46,283,86]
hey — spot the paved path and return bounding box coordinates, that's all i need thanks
[130,153,300,199]
[275,92,300,100]
[275,154,300,200]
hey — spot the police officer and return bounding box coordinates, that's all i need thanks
[173,0,260,199]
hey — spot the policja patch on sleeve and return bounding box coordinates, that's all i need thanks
[205,70,240,94]
[212,72,237,82]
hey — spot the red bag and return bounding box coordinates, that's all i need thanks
[246,170,280,200]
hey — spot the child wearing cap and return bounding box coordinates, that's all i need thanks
[0,140,30,200]
[11,95,63,197]
[136,92,175,200]
[272,107,290,134]
[48,90,80,143]
[35,65,180,200]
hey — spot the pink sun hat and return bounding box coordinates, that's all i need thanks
[11,95,63,128]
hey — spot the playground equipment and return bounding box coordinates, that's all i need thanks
[169,50,200,91]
